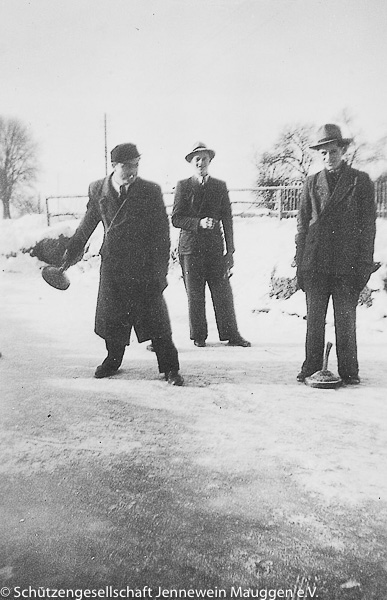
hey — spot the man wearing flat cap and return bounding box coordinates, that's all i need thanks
[171,142,250,348]
[295,124,376,385]
[63,143,183,385]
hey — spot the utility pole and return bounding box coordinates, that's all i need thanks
[104,113,108,175]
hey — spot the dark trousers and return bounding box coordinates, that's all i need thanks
[105,336,179,375]
[179,253,239,342]
[302,273,360,378]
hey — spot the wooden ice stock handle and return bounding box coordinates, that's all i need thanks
[323,342,333,371]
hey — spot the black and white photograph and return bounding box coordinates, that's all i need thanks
[1,1,387,598]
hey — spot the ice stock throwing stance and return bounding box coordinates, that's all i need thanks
[63,143,183,385]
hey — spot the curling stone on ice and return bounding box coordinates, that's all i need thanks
[42,262,71,291]
[305,342,342,389]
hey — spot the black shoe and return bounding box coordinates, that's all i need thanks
[296,371,306,383]
[227,336,251,347]
[166,370,184,386]
[94,361,120,379]
[194,339,206,347]
[342,375,361,385]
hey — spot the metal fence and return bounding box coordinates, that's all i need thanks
[45,180,387,225]
[375,179,387,218]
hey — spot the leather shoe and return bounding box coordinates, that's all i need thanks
[194,340,206,347]
[296,371,306,383]
[94,362,120,378]
[342,375,360,385]
[227,336,251,347]
[166,370,184,386]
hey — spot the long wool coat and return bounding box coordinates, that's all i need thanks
[66,175,171,344]
[296,163,376,284]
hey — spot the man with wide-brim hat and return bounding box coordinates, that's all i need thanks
[61,143,184,385]
[295,124,376,386]
[171,141,250,348]
[309,123,352,150]
[184,142,216,163]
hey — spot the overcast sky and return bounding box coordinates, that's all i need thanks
[1,0,387,197]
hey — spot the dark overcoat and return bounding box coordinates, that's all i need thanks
[66,175,171,344]
[296,163,376,284]
[171,176,235,257]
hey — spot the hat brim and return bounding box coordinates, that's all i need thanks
[310,137,352,150]
[185,149,215,162]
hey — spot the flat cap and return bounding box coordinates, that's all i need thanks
[111,143,141,163]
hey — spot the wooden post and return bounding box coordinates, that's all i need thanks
[277,189,283,220]
[104,113,108,176]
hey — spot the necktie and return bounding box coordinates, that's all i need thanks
[119,185,127,201]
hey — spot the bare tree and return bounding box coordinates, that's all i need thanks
[255,124,315,187]
[336,108,387,171]
[0,116,39,219]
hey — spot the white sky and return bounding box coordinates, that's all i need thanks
[1,0,387,198]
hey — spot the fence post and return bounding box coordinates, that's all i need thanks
[45,197,50,226]
[277,189,282,220]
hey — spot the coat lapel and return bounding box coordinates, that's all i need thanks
[329,165,357,207]
[98,176,119,228]
[315,170,330,211]
[99,176,143,232]
[316,164,357,216]
[189,176,205,213]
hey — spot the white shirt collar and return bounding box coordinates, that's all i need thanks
[111,174,136,194]
[195,174,209,185]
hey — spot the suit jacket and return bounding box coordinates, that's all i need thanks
[171,176,235,256]
[296,163,376,278]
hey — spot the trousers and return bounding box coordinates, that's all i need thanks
[179,253,239,342]
[302,273,360,378]
[106,336,179,375]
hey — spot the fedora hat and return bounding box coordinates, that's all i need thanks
[309,124,352,150]
[185,142,215,163]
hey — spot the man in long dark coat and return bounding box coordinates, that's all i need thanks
[64,143,183,385]
[295,124,376,385]
[171,142,250,348]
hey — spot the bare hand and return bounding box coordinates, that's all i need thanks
[200,217,216,230]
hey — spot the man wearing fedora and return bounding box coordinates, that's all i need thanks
[63,143,184,385]
[171,142,250,348]
[295,124,376,385]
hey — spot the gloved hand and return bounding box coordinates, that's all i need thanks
[63,237,86,267]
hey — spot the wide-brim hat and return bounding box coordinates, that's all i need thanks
[309,124,352,150]
[111,143,141,163]
[185,142,215,163]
